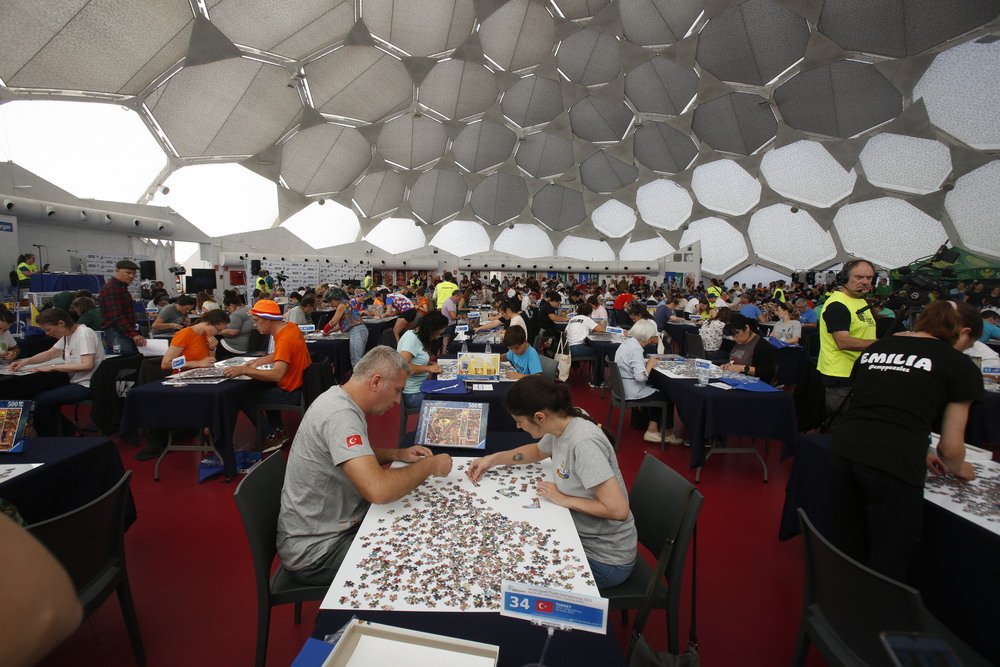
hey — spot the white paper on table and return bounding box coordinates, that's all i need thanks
[341,634,496,667]
[322,457,599,612]
[0,462,43,483]
[923,458,1000,537]
[707,382,732,390]
[139,338,169,356]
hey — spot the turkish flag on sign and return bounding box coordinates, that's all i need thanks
[346,434,363,447]
[535,600,553,613]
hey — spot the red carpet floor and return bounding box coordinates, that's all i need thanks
[39,369,827,666]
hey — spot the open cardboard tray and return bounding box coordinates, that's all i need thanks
[322,620,498,667]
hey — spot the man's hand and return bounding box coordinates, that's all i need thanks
[2,350,17,362]
[8,360,25,371]
[427,362,442,374]
[953,461,976,482]
[222,365,250,378]
[427,453,453,477]
[134,335,147,347]
[397,445,432,463]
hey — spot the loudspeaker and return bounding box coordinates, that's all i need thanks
[139,260,156,280]
[806,271,816,284]
[250,259,261,274]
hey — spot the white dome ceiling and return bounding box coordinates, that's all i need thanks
[1,0,999,276]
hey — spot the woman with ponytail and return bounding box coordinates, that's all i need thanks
[466,375,637,588]
[828,299,982,580]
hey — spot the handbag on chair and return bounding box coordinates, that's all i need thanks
[554,334,572,382]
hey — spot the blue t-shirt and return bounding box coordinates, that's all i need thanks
[980,320,1000,343]
[506,345,542,375]
[799,308,818,324]
[397,330,429,394]
[739,304,762,320]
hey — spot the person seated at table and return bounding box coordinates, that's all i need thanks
[218,293,255,359]
[284,294,316,326]
[738,296,766,322]
[151,295,195,338]
[0,305,20,361]
[587,295,608,323]
[222,300,311,452]
[160,309,230,372]
[390,304,421,342]
[828,299,980,581]
[566,302,606,386]
[397,311,446,409]
[652,298,685,331]
[322,287,369,367]
[770,301,802,344]
[795,297,818,328]
[414,286,431,314]
[14,253,43,287]
[196,292,220,312]
[70,296,102,331]
[504,325,542,380]
[720,314,775,384]
[627,302,654,325]
[146,293,169,311]
[288,292,302,306]
[955,303,1000,365]
[474,299,525,334]
[978,310,1000,343]
[466,375,637,589]
[277,346,452,585]
[9,308,104,437]
[614,319,684,445]
[535,291,568,338]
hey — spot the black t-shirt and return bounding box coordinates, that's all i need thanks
[537,301,559,335]
[965,289,984,307]
[830,335,983,486]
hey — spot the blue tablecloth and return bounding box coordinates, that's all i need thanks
[0,437,135,527]
[305,337,351,383]
[30,273,105,293]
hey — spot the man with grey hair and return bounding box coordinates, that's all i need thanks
[277,346,453,585]
[795,297,818,328]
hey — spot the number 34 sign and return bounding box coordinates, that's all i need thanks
[500,581,608,634]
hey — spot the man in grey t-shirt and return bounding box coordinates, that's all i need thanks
[219,302,254,355]
[150,295,195,338]
[277,346,453,585]
[284,294,317,326]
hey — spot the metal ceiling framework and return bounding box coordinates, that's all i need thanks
[1,0,999,277]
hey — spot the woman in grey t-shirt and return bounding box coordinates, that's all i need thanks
[466,376,637,588]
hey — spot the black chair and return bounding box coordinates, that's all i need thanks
[791,509,990,667]
[685,332,706,358]
[605,359,670,450]
[27,471,146,666]
[571,339,599,385]
[538,353,558,381]
[532,332,556,358]
[378,327,398,348]
[234,454,328,667]
[602,454,704,655]
[67,352,144,436]
[10,269,27,300]
[247,329,271,355]
[253,358,335,449]
[398,399,421,445]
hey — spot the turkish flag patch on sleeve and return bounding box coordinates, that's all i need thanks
[346,434,363,447]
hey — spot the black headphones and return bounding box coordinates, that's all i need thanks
[836,259,872,287]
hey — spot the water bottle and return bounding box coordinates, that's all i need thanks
[484,341,492,354]
[461,339,469,354]
[695,359,710,387]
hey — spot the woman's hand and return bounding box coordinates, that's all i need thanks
[925,452,947,476]
[537,481,570,507]
[2,350,17,361]
[466,454,497,484]
[427,362,442,374]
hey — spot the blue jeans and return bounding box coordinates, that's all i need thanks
[588,557,636,589]
[104,329,137,354]
[402,391,424,409]
[32,382,91,436]
[571,343,598,383]
[347,324,369,367]
[242,386,301,436]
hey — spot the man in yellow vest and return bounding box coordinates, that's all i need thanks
[362,271,373,292]
[15,253,42,287]
[434,271,458,309]
[818,259,877,426]
[255,270,268,293]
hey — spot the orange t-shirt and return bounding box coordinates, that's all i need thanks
[169,327,211,372]
[273,322,310,392]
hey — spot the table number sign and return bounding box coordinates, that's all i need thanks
[500,580,607,634]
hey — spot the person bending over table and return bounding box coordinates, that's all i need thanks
[70,296,102,331]
[278,346,452,585]
[397,310,446,409]
[150,295,195,338]
[284,294,316,326]
[160,309,230,372]
[828,300,981,581]
[322,287,369,367]
[222,300,310,452]
[504,325,542,380]
[720,313,775,384]
[466,375,637,589]
[10,308,104,437]
[217,293,254,359]
[0,305,20,361]
[614,319,683,445]
[700,306,732,362]
[566,302,606,386]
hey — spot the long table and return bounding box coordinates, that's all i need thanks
[119,377,259,480]
[780,434,999,664]
[29,273,105,293]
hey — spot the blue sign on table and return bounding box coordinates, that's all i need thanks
[500,581,607,634]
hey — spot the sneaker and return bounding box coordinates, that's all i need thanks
[642,431,664,443]
[664,433,685,446]
[262,431,290,453]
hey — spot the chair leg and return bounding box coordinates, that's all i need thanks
[255,602,272,667]
[790,626,811,667]
[116,578,147,667]
[616,403,625,451]
[620,609,629,627]
[294,601,302,624]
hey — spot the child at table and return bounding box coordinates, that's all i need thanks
[503,324,542,379]
[466,375,637,588]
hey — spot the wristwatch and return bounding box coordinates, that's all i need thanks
[742,365,750,375]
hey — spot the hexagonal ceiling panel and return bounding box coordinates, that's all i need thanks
[211,0,355,61]
[817,0,1000,58]
[365,217,427,254]
[592,200,637,239]
[636,180,692,231]
[494,223,555,258]
[691,160,761,216]
[352,170,405,218]
[858,133,952,195]
[634,121,698,173]
[281,200,360,249]
[306,46,412,122]
[282,123,372,194]
[692,92,777,155]
[365,0,477,57]
[913,40,1000,150]
[376,113,448,170]
[619,0,702,47]
[625,56,699,116]
[552,0,612,21]
[470,172,529,225]
[479,0,556,72]
[515,132,575,179]
[558,236,616,262]
[775,61,901,139]
[532,184,586,231]
[452,121,517,173]
[569,95,635,143]
[501,75,565,129]
[834,198,947,269]
[580,151,639,193]
[760,140,856,208]
[429,219,491,256]
[945,161,1000,259]
[620,235,675,261]
[420,59,499,121]
[749,204,837,269]
[680,217,749,275]
[556,29,620,86]
[408,169,467,224]
[696,0,810,86]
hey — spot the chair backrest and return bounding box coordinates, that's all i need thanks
[538,353,557,381]
[378,327,397,349]
[606,357,625,401]
[630,454,703,591]
[685,332,706,358]
[27,471,133,614]
[247,329,270,355]
[233,454,286,591]
[137,356,170,386]
[9,269,19,286]
[302,357,334,409]
[89,353,144,435]
[797,509,927,665]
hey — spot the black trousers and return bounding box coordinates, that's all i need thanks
[827,453,923,582]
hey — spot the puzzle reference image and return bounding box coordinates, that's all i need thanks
[322,458,598,612]
[415,401,487,450]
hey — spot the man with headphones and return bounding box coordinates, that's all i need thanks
[818,259,877,426]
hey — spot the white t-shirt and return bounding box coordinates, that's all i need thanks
[0,330,16,357]
[565,315,598,346]
[684,299,701,315]
[54,324,104,387]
